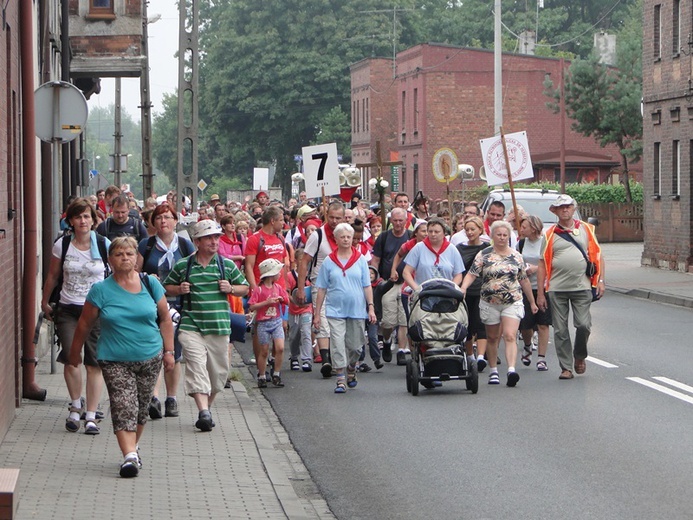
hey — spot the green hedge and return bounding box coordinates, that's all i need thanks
[456,181,643,204]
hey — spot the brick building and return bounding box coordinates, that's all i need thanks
[351,44,630,203]
[0,0,23,440]
[642,0,693,272]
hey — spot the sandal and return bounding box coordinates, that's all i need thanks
[559,370,574,380]
[84,420,100,435]
[334,380,347,393]
[488,372,500,385]
[347,372,358,388]
[536,359,548,371]
[521,346,532,366]
[65,405,81,433]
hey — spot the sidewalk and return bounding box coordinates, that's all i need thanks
[601,242,693,308]
[0,353,335,520]
[1,243,692,520]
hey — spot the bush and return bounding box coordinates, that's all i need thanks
[458,181,643,204]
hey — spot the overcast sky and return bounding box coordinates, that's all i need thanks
[87,0,179,121]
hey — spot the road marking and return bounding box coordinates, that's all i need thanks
[653,376,693,394]
[627,377,693,405]
[586,356,618,368]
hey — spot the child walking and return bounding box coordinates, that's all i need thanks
[287,249,314,372]
[248,259,290,388]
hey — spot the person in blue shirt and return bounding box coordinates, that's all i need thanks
[69,237,174,478]
[314,223,377,394]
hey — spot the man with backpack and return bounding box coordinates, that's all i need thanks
[164,220,248,432]
[96,195,147,242]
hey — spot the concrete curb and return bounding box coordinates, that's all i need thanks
[606,286,693,309]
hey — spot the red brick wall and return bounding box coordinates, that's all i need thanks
[355,45,636,205]
[0,0,22,439]
[69,35,141,57]
[642,0,693,271]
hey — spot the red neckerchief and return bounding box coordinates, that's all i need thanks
[329,247,360,276]
[220,233,241,247]
[358,242,370,256]
[366,235,375,248]
[554,220,581,234]
[423,237,450,265]
[405,212,414,229]
[323,224,338,251]
[296,223,307,245]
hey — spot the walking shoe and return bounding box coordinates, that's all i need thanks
[381,342,392,363]
[84,420,100,435]
[65,404,82,433]
[119,455,139,478]
[574,357,587,374]
[148,397,163,420]
[374,359,384,370]
[271,375,285,387]
[195,410,213,432]
[301,361,313,372]
[290,359,300,371]
[164,398,179,417]
[507,371,520,387]
[257,377,268,388]
[476,357,487,373]
[224,379,232,388]
[320,362,333,378]
[396,350,407,366]
[358,363,372,373]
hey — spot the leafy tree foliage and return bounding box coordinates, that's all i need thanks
[544,0,642,202]
[151,0,639,198]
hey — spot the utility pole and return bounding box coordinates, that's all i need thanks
[140,0,154,199]
[494,0,502,134]
[113,77,123,187]
[177,0,199,210]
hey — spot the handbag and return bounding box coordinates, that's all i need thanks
[553,228,601,302]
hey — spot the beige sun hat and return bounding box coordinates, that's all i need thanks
[550,194,576,211]
[190,220,223,239]
[259,258,284,279]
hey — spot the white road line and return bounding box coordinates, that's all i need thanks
[627,377,693,405]
[652,376,693,394]
[586,356,618,368]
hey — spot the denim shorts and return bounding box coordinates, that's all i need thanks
[256,317,285,346]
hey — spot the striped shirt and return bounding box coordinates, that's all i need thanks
[165,254,248,336]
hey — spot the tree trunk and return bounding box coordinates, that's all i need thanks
[620,152,633,203]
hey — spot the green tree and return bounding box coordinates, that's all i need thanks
[310,106,352,160]
[544,0,642,202]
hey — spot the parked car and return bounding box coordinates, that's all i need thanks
[480,188,592,230]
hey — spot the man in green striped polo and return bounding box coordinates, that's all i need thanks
[164,220,248,432]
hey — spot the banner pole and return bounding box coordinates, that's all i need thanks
[499,126,521,232]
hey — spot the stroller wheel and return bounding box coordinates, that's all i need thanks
[411,360,419,396]
[405,360,412,393]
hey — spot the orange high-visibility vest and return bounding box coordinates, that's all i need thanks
[542,221,601,291]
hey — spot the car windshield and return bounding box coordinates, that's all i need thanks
[498,198,559,225]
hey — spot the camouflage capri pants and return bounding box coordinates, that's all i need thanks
[99,353,162,433]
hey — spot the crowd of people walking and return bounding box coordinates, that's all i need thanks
[42,184,604,477]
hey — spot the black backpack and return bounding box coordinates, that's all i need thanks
[49,234,110,305]
[180,254,226,311]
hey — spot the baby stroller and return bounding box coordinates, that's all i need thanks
[406,278,478,395]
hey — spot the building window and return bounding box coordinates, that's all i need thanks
[672,140,680,197]
[365,98,369,132]
[356,99,360,133]
[401,91,406,131]
[413,88,418,133]
[673,0,680,56]
[671,106,681,121]
[654,142,661,197]
[652,109,661,125]
[654,4,661,59]
[352,100,356,133]
[362,98,366,135]
[89,0,114,17]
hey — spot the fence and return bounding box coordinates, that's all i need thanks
[579,203,643,242]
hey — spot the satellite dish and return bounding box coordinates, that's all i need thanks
[458,164,475,179]
[432,148,459,183]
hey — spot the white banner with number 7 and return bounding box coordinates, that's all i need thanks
[302,143,341,199]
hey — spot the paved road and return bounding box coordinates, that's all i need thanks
[237,292,693,520]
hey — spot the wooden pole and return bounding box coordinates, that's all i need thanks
[499,126,521,232]
[320,186,328,220]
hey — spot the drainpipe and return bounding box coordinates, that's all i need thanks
[20,0,47,401]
